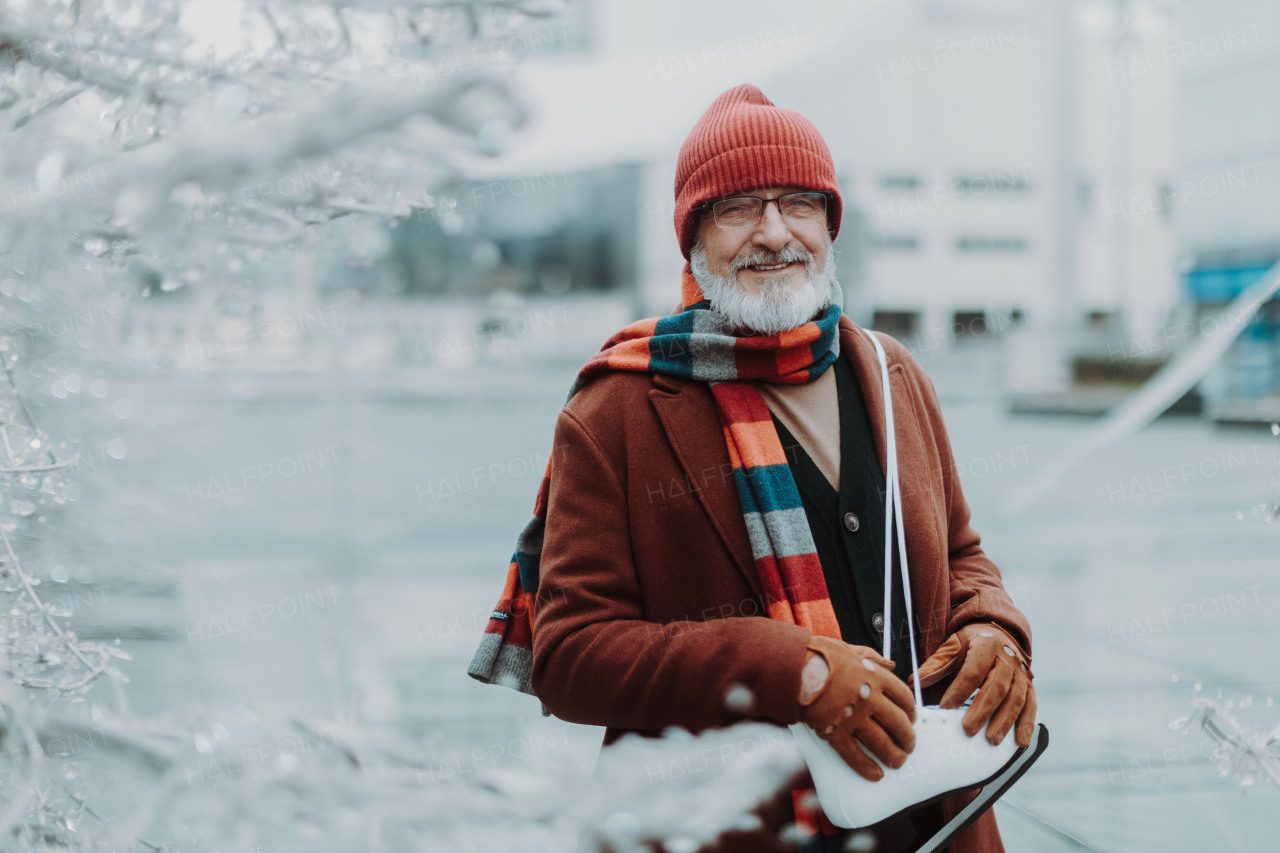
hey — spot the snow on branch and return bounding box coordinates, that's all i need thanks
[0,0,537,300]
[0,2,634,851]
[0,696,806,852]
[1171,685,1280,791]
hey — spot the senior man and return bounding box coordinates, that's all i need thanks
[469,84,1037,852]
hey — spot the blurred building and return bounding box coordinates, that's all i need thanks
[394,0,1275,412]
[435,1,1183,353]
[1171,0,1280,418]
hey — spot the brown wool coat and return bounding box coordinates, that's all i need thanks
[529,315,1032,853]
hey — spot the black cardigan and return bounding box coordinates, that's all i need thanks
[767,354,922,681]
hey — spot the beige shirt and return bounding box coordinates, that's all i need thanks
[755,366,840,491]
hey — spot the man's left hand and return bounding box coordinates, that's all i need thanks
[908,622,1036,748]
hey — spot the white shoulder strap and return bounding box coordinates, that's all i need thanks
[858,328,924,709]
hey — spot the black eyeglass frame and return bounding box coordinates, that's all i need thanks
[700,191,832,230]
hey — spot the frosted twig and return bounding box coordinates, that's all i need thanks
[0,460,76,474]
[0,22,160,103]
[1171,687,1280,790]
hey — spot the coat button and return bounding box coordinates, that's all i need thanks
[843,511,861,533]
[872,612,885,632]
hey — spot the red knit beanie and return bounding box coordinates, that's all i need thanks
[673,84,843,262]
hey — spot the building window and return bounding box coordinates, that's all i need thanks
[951,170,1030,195]
[873,311,918,339]
[878,174,922,191]
[871,233,921,250]
[955,235,1028,252]
[1159,183,1176,221]
[952,311,987,337]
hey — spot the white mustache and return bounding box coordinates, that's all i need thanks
[730,246,813,273]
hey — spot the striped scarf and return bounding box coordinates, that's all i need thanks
[467,269,849,836]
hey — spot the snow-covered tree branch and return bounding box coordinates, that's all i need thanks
[0,2,738,851]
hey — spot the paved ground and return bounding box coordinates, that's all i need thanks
[40,325,1280,851]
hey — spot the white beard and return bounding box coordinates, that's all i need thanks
[690,239,838,335]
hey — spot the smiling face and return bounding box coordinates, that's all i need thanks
[695,185,832,294]
[689,184,837,335]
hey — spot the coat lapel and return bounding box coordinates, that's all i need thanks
[644,321,887,606]
[840,317,889,479]
[646,317,945,653]
[644,321,893,609]
[648,377,763,600]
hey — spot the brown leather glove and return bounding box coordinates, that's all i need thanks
[796,634,918,782]
[909,622,1037,748]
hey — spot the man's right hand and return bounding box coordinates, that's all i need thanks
[796,634,918,782]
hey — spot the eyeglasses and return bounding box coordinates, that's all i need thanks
[704,191,829,230]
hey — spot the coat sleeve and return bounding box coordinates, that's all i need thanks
[901,352,1033,658]
[529,407,813,733]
